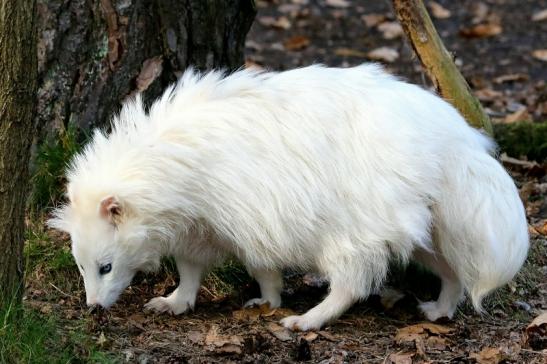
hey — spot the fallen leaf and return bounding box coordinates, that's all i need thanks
[524,310,547,350]
[471,2,490,23]
[187,330,204,344]
[205,325,244,354]
[429,1,451,19]
[532,49,547,62]
[318,330,337,341]
[302,332,318,342]
[533,221,547,236]
[284,35,310,51]
[233,303,272,321]
[362,13,386,28]
[469,347,505,364]
[262,307,297,319]
[258,16,291,30]
[135,56,163,93]
[500,154,545,177]
[532,9,547,22]
[335,48,368,58]
[40,304,52,315]
[396,323,453,343]
[460,23,502,38]
[475,88,503,101]
[504,107,530,123]
[325,0,350,8]
[426,335,448,350]
[378,21,404,39]
[266,322,293,341]
[386,352,414,364]
[367,47,399,63]
[493,73,529,84]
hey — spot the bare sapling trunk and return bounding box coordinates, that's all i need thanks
[392,0,494,135]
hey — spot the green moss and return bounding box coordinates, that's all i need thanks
[494,121,547,162]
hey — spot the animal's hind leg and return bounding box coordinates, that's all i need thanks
[413,248,464,321]
[280,240,389,331]
[280,279,357,331]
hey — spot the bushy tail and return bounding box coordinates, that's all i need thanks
[435,148,529,311]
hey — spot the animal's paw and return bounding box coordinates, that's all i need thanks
[244,297,281,309]
[418,301,455,321]
[280,315,321,331]
[144,296,192,315]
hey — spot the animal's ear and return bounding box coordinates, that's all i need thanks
[99,196,123,225]
[47,205,72,233]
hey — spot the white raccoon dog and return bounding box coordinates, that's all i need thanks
[49,64,529,331]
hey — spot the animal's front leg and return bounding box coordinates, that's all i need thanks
[145,258,205,315]
[244,267,283,309]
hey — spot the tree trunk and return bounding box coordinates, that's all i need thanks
[0,0,37,304]
[392,0,493,135]
[36,0,256,138]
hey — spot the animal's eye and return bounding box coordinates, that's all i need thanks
[99,263,112,275]
[79,264,84,272]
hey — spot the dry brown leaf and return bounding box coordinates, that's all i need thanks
[469,347,505,364]
[258,16,291,30]
[367,47,399,63]
[426,335,448,350]
[266,322,293,341]
[334,48,368,58]
[386,352,414,364]
[205,325,244,354]
[378,21,404,39]
[504,107,530,123]
[302,332,318,342]
[232,303,272,321]
[262,307,297,319]
[318,330,337,341]
[325,0,350,8]
[429,1,451,19]
[362,13,386,28]
[460,23,502,38]
[187,330,204,344]
[532,9,547,22]
[135,56,163,93]
[533,221,547,236]
[493,73,529,84]
[475,88,503,101]
[471,2,490,23]
[396,323,453,343]
[284,35,310,51]
[524,311,547,350]
[532,49,547,62]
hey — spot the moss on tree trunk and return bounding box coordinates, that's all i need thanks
[0,0,37,304]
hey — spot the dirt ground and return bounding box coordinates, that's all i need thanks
[26,0,547,363]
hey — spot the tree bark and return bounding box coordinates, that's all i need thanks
[392,0,493,135]
[0,0,37,304]
[36,0,256,138]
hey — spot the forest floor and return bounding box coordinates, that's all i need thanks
[18,0,547,363]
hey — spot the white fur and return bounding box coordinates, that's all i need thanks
[49,64,529,330]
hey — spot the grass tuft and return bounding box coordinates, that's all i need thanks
[30,125,82,212]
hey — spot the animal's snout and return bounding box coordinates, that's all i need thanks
[86,296,99,307]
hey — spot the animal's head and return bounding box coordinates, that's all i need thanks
[49,190,161,309]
